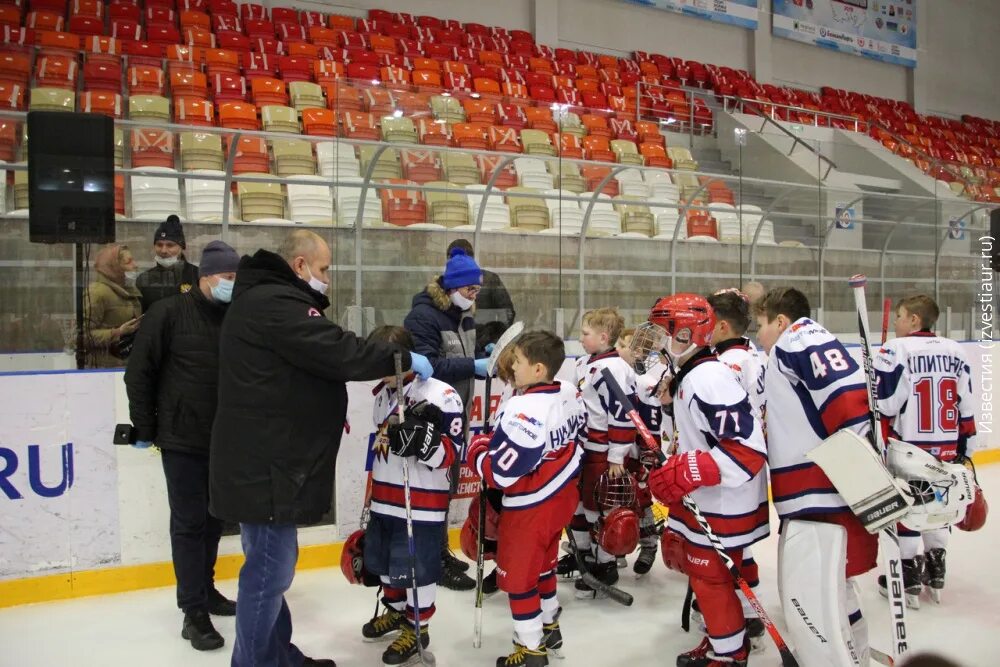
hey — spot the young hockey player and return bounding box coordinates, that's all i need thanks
[558,308,637,596]
[467,330,587,666]
[360,326,465,666]
[753,287,877,666]
[616,328,669,576]
[645,294,768,667]
[874,294,977,605]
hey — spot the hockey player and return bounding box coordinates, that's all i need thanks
[615,328,669,576]
[467,330,586,666]
[360,326,465,666]
[874,294,977,605]
[558,308,637,596]
[646,294,769,667]
[701,289,767,647]
[754,287,877,666]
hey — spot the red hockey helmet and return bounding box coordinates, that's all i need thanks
[957,484,988,532]
[341,529,379,586]
[660,529,686,573]
[596,507,640,557]
[648,294,716,351]
[460,497,500,561]
[594,470,638,511]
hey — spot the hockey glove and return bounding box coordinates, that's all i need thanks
[648,450,721,505]
[407,399,443,425]
[466,433,492,473]
[388,414,442,463]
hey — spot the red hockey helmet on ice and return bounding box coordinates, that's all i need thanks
[594,470,638,511]
[460,497,500,561]
[341,529,379,586]
[648,294,716,349]
[596,507,640,557]
[957,484,988,532]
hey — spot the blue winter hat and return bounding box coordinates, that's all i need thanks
[441,247,483,290]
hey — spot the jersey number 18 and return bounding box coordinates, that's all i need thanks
[913,377,959,433]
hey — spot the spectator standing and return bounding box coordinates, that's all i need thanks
[446,239,515,328]
[84,243,142,368]
[136,215,200,311]
[209,230,433,667]
[124,241,241,652]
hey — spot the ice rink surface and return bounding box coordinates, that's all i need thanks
[2,464,998,666]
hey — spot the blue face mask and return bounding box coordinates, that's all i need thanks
[210,278,234,303]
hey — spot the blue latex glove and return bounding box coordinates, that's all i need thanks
[484,343,496,355]
[474,358,489,378]
[409,351,433,380]
[133,440,153,449]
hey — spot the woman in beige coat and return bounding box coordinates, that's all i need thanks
[84,243,143,368]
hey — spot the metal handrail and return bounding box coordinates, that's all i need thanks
[720,95,861,131]
[730,97,839,180]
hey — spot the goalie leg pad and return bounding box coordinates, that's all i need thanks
[779,520,864,667]
[806,430,911,533]
[846,578,869,667]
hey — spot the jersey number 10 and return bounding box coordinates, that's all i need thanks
[913,377,959,433]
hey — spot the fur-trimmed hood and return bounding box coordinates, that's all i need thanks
[418,275,476,315]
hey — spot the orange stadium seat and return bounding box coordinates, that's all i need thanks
[489,125,522,153]
[452,122,488,150]
[218,101,259,129]
[80,91,123,117]
[342,110,379,140]
[302,107,336,136]
[174,97,214,126]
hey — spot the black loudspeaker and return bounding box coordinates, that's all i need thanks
[28,111,115,244]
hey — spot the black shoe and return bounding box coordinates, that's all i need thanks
[303,658,337,666]
[440,558,476,591]
[382,625,429,665]
[482,567,500,595]
[181,609,224,651]
[633,545,658,576]
[362,607,405,641]
[574,560,618,598]
[207,588,236,616]
[442,548,470,573]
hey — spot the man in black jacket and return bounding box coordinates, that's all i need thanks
[124,240,241,652]
[136,215,200,311]
[210,230,433,667]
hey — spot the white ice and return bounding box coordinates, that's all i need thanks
[2,464,999,666]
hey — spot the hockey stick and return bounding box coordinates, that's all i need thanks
[473,321,524,648]
[565,525,634,606]
[394,353,436,667]
[882,298,892,346]
[600,367,799,667]
[849,275,909,665]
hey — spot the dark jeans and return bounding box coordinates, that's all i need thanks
[232,523,304,667]
[161,448,224,612]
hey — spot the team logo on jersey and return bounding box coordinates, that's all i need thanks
[373,425,391,462]
[515,413,543,428]
[179,283,192,293]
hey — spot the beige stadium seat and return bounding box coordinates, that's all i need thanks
[430,95,465,124]
[521,129,556,156]
[238,178,286,221]
[540,189,584,235]
[113,128,124,167]
[128,94,170,122]
[381,116,418,144]
[465,184,511,230]
[359,146,402,180]
[13,165,28,209]
[442,152,480,186]
[710,203,741,243]
[289,81,325,112]
[584,192,621,236]
[425,181,469,227]
[506,186,550,232]
[551,161,586,194]
[557,111,585,139]
[261,105,300,133]
[615,198,655,237]
[272,138,316,176]
[179,132,224,171]
[667,146,698,170]
[611,140,644,166]
[29,87,75,112]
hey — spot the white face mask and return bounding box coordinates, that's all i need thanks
[155,255,179,268]
[124,271,139,286]
[450,290,475,311]
[304,266,329,295]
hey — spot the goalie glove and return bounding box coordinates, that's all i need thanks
[648,450,721,505]
[388,400,444,463]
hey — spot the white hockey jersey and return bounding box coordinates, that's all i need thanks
[369,377,464,524]
[473,380,586,511]
[635,360,669,439]
[575,350,637,464]
[666,350,769,551]
[874,331,977,462]
[762,318,871,520]
[715,337,765,418]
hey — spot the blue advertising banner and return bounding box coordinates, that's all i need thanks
[772,0,917,67]
[625,0,759,30]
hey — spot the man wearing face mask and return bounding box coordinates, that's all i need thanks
[124,240,241,652]
[404,246,488,591]
[210,230,433,667]
[136,215,201,311]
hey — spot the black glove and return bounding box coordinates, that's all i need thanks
[388,401,443,462]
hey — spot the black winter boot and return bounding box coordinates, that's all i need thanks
[181,609,224,651]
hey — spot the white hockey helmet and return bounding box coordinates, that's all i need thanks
[887,439,976,531]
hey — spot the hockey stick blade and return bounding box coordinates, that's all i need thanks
[486,321,524,377]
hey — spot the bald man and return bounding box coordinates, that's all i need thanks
[210,231,433,667]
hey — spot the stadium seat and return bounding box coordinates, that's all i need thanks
[430,95,464,124]
[128,65,166,95]
[251,77,288,106]
[314,60,346,82]
[382,115,418,144]
[30,87,74,112]
[83,61,121,93]
[229,136,270,174]
[452,122,489,150]
[462,98,496,124]
[80,91,123,117]
[316,141,360,178]
[514,156,555,189]
[261,104,299,133]
[380,179,427,226]
[272,138,316,176]
[289,81,325,111]
[507,187,550,232]
[0,82,25,111]
[582,114,611,137]
[218,101,259,130]
[541,188,584,235]
[35,55,78,90]
[423,181,469,227]
[287,177,335,225]
[180,131,224,171]
[174,97,214,126]
[323,82,363,112]
[129,95,171,123]
[301,107,336,136]
[496,103,526,129]
[525,106,556,133]
[238,179,286,222]
[489,125,522,153]
[583,136,615,162]
[417,118,451,146]
[131,169,182,220]
[401,149,443,183]
[171,70,209,100]
[611,140,643,165]
[521,129,556,156]
[212,73,248,102]
[342,110,379,140]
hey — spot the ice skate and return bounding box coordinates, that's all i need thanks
[676,636,749,667]
[362,607,405,642]
[542,608,564,659]
[924,548,946,604]
[497,641,548,666]
[381,625,430,666]
[574,560,618,599]
[633,545,657,577]
[878,555,924,609]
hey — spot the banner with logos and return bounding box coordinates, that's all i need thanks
[772,0,917,68]
[0,371,120,579]
[624,0,759,30]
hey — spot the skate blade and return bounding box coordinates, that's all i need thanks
[393,649,436,667]
[906,593,920,610]
[749,633,765,654]
[929,587,942,604]
[616,557,628,569]
[574,588,608,600]
[363,633,399,643]
[548,647,566,660]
